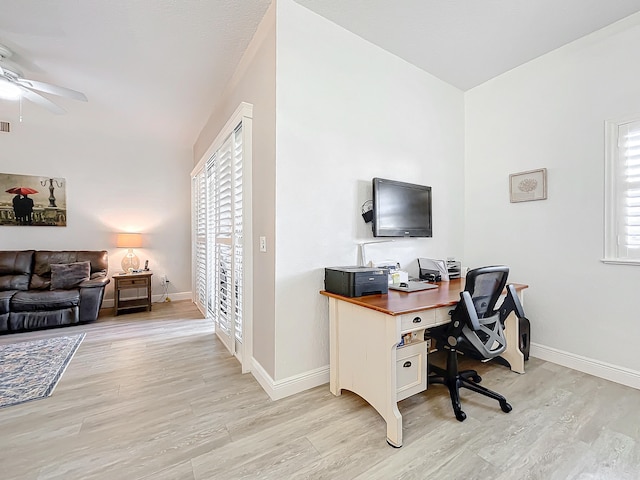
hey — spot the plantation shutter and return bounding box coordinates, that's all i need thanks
[192,169,207,313]
[206,153,217,321]
[191,103,251,366]
[232,125,243,342]
[616,121,640,259]
[213,132,234,338]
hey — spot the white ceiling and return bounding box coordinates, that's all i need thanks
[0,0,272,146]
[2,0,640,147]
[297,0,640,91]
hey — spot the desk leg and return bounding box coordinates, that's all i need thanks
[328,299,404,446]
[502,313,525,374]
[328,298,341,396]
[385,341,403,448]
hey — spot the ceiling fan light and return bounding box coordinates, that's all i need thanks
[0,78,21,100]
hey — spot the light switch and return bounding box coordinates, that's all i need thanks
[259,236,267,252]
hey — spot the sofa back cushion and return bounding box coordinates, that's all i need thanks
[31,251,108,290]
[0,250,34,291]
[50,261,91,290]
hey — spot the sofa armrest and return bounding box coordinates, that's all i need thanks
[78,276,109,322]
[79,276,110,288]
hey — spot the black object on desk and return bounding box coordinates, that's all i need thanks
[324,266,388,297]
[419,268,441,282]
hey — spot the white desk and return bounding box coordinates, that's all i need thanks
[321,278,527,447]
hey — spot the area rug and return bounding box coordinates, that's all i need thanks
[0,333,85,408]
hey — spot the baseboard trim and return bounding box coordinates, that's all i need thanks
[101,292,192,308]
[250,359,329,401]
[531,342,640,390]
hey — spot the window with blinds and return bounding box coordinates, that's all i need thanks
[206,153,219,324]
[605,118,640,263]
[192,169,207,313]
[190,102,252,367]
[209,130,232,339]
[201,123,244,349]
[232,126,243,342]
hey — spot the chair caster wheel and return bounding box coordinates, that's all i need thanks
[471,374,482,383]
[500,402,512,413]
[455,410,467,422]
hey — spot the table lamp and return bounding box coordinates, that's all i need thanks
[117,233,142,273]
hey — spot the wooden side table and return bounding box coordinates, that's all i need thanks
[113,271,153,315]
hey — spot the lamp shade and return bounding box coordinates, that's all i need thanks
[116,233,143,248]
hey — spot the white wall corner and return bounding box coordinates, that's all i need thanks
[531,343,640,390]
[250,358,329,401]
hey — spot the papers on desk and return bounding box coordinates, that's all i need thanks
[389,281,438,292]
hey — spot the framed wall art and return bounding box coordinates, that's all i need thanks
[509,168,547,203]
[0,173,67,226]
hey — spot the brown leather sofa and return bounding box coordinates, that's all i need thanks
[0,250,110,333]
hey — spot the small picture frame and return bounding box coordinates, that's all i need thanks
[509,168,547,203]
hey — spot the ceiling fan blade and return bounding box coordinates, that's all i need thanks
[16,77,87,102]
[17,85,66,114]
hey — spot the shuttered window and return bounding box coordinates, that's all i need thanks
[192,168,207,313]
[232,126,243,342]
[209,132,234,338]
[604,118,640,263]
[206,153,218,322]
[201,123,244,350]
[190,102,252,368]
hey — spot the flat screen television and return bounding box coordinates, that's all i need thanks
[372,177,432,237]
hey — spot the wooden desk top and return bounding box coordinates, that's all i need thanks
[320,278,528,316]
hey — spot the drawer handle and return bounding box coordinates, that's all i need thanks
[412,317,422,324]
[403,361,412,368]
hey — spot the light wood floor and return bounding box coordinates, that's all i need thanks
[1,301,639,480]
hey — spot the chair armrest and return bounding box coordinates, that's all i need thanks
[500,284,525,320]
[460,291,481,330]
[78,276,110,288]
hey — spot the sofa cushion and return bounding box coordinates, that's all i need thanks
[0,250,34,291]
[10,289,80,312]
[0,290,16,315]
[50,261,91,290]
[9,308,79,331]
[30,251,108,289]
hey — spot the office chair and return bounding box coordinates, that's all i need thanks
[427,265,527,421]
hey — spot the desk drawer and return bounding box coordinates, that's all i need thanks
[118,279,148,288]
[434,306,454,326]
[400,310,435,332]
[396,341,427,401]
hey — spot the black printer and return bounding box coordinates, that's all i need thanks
[324,266,389,297]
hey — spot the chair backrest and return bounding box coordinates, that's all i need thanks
[455,266,510,359]
[464,266,509,318]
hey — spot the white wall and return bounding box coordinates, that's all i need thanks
[465,13,640,379]
[0,99,192,302]
[274,0,465,381]
[193,3,277,376]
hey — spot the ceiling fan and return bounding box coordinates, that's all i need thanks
[0,43,87,115]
